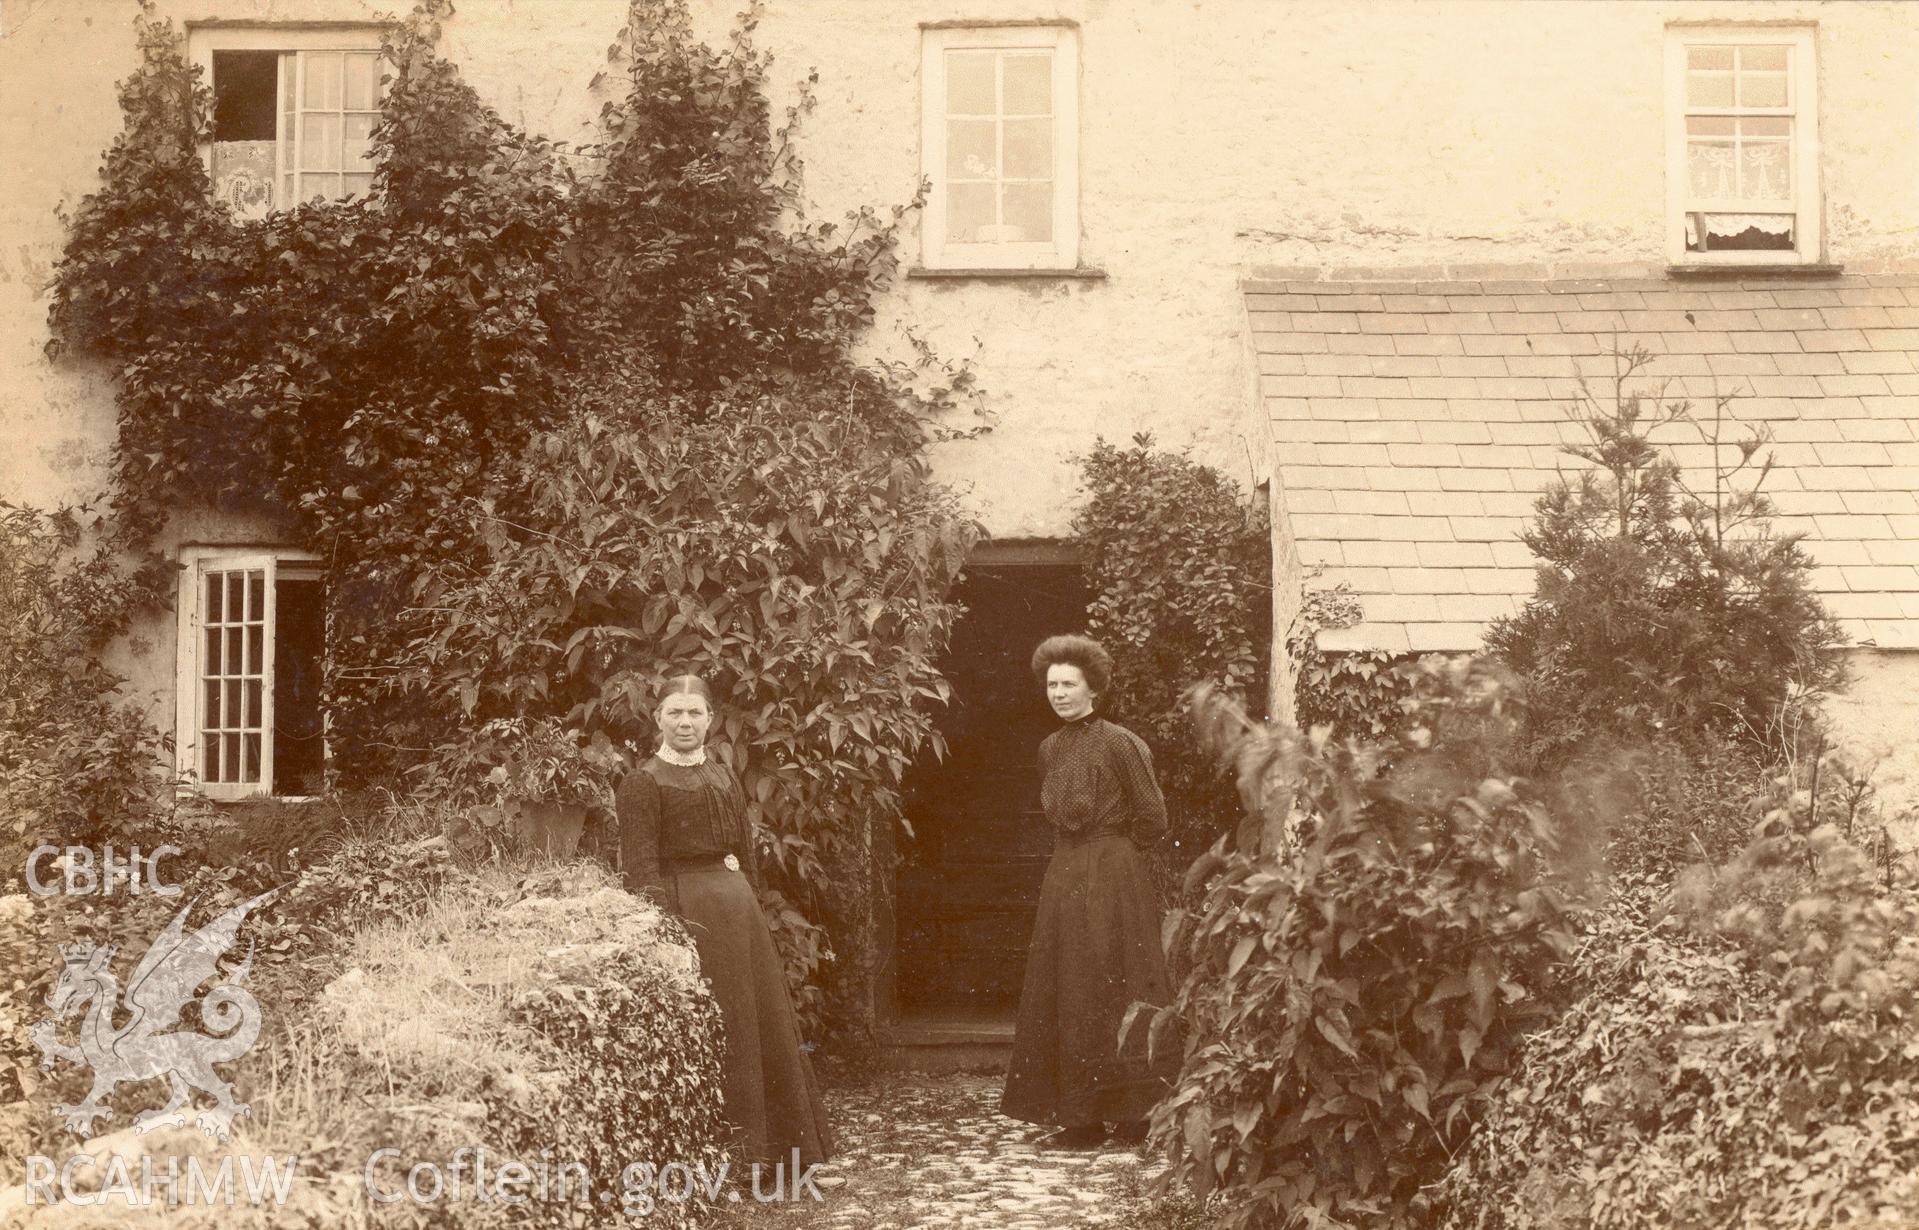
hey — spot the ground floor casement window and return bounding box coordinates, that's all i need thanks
[174,547,325,800]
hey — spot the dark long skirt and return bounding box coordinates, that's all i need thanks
[1001,833,1177,1128]
[674,866,832,1165]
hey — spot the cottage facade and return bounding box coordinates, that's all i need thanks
[3,1,1917,1034]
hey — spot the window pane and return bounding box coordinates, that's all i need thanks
[1686,74,1733,108]
[1689,212,1794,253]
[226,627,244,674]
[206,573,222,622]
[205,626,221,676]
[224,733,243,783]
[248,573,264,621]
[345,114,377,170]
[343,52,378,111]
[244,733,262,783]
[226,573,245,622]
[1741,142,1790,199]
[1002,53,1052,115]
[946,181,996,242]
[1002,118,1052,180]
[213,51,279,141]
[1688,142,1736,197]
[275,576,327,796]
[205,677,221,728]
[203,733,221,782]
[1687,46,1733,71]
[947,118,996,179]
[303,115,343,171]
[226,680,244,729]
[304,52,343,110]
[304,175,341,204]
[248,621,264,674]
[1687,115,1735,137]
[340,173,375,199]
[1739,74,1787,108]
[1740,45,1788,72]
[245,678,262,728]
[1741,116,1790,138]
[1001,181,1053,242]
[945,51,996,115]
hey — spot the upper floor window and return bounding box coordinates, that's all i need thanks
[1665,25,1820,265]
[174,547,326,801]
[920,24,1079,270]
[187,25,384,220]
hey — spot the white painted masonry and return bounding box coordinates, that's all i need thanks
[1,1,1914,811]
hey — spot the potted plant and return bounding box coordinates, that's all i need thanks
[463,718,624,857]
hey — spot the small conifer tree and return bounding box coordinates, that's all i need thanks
[1486,343,1845,767]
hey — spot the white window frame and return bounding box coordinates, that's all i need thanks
[920,23,1080,271]
[174,546,325,801]
[186,24,386,215]
[1664,24,1821,266]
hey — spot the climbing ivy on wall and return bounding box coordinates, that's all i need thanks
[46,0,979,1040]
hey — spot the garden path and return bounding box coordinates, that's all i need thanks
[722,1070,1199,1230]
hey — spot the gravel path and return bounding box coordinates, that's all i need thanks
[719,1071,1204,1230]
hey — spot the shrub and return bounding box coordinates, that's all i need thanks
[1141,659,1589,1229]
[1484,344,1845,769]
[45,1,978,1042]
[1596,734,1770,880]
[0,501,172,855]
[1442,821,1919,1230]
[1074,434,1272,865]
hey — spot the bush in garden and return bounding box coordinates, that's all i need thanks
[0,501,173,857]
[1141,659,1590,1230]
[3,809,461,1160]
[1441,816,1919,1230]
[12,847,727,1228]
[1074,434,1272,866]
[1597,733,1770,880]
[45,0,978,1041]
[326,875,726,1230]
[1484,343,1845,770]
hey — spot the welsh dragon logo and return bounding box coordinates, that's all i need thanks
[29,890,277,1142]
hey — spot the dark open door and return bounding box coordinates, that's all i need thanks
[893,550,1089,1022]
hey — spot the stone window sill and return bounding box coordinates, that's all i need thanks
[1666,263,1845,280]
[906,266,1109,282]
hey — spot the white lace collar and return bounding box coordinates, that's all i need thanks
[655,743,707,767]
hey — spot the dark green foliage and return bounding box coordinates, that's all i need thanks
[1295,649,1424,743]
[1074,435,1271,863]
[0,501,173,855]
[503,934,727,1229]
[1443,820,1919,1230]
[1597,735,1770,879]
[1484,344,1845,769]
[1143,660,1588,1229]
[46,1,975,1038]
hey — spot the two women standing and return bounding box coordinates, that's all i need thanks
[612,636,1175,1163]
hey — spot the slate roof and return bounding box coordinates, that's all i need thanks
[1246,270,1919,653]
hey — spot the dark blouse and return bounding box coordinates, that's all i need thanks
[1037,716,1168,845]
[616,756,761,913]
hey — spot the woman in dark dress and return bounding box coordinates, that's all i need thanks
[1001,635,1177,1148]
[617,674,831,1167]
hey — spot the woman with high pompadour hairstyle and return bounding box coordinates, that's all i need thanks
[1000,635,1176,1149]
[615,672,831,1167]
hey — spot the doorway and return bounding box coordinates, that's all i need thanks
[892,550,1089,1026]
